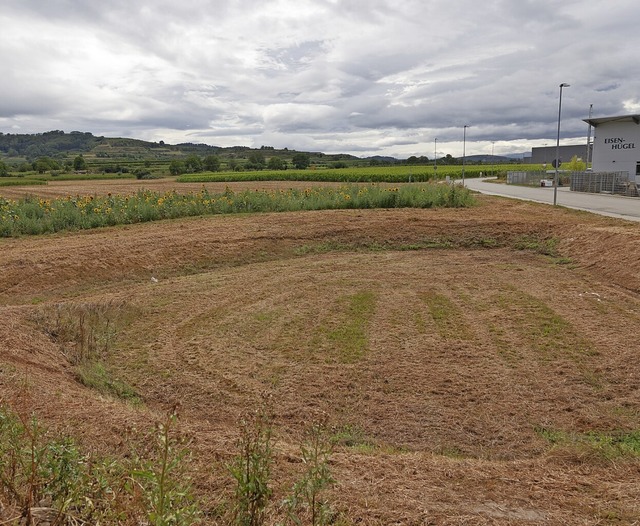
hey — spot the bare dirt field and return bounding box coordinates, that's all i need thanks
[2,180,640,524]
[0,178,350,200]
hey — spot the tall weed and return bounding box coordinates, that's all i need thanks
[282,420,335,526]
[228,396,274,526]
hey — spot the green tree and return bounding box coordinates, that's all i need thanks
[566,155,586,171]
[169,160,186,175]
[292,153,310,169]
[184,155,203,173]
[33,156,59,174]
[73,155,87,171]
[0,159,8,177]
[267,156,286,170]
[203,155,221,172]
[246,152,266,170]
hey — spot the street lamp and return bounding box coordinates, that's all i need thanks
[491,141,495,177]
[462,125,469,186]
[554,83,570,206]
[434,138,438,179]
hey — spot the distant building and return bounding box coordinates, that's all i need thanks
[584,114,640,181]
[530,144,590,166]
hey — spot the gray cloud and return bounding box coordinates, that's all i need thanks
[1,0,639,158]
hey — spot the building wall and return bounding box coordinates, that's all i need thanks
[592,120,640,180]
[530,144,590,166]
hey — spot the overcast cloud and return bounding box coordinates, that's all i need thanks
[1,0,638,158]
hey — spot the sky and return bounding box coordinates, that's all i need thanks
[1,0,639,159]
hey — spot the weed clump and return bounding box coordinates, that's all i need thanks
[0,400,199,525]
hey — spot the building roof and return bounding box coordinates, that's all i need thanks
[584,114,640,127]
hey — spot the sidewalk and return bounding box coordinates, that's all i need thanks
[462,178,640,223]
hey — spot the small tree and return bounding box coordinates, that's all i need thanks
[33,157,58,174]
[267,156,286,170]
[246,152,266,170]
[169,160,186,175]
[73,155,87,171]
[184,155,203,173]
[292,153,310,170]
[203,155,221,172]
[566,155,586,171]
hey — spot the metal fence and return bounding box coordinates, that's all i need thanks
[506,171,548,185]
[507,170,639,197]
[570,171,638,196]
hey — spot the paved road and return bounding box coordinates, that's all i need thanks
[462,177,640,223]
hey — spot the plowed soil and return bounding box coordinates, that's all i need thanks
[2,180,640,524]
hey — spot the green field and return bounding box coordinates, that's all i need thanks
[177,164,539,184]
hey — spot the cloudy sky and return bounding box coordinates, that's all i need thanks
[1,0,638,158]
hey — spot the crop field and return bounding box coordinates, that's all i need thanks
[177,164,534,184]
[1,178,640,524]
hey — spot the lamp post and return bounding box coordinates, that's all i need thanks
[586,103,593,168]
[462,125,469,186]
[554,83,570,206]
[491,141,495,177]
[434,137,438,179]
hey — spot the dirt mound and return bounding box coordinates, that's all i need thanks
[1,192,640,523]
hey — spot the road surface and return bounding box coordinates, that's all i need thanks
[462,178,640,223]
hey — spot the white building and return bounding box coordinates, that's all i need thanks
[584,114,640,182]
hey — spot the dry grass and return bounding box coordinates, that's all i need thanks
[1,183,640,524]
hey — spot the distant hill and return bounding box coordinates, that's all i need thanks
[0,130,528,167]
[502,152,530,160]
[0,130,373,166]
[464,154,523,164]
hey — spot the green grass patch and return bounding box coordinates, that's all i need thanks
[0,184,474,237]
[513,235,574,266]
[332,424,376,451]
[492,287,595,363]
[317,291,377,363]
[422,292,472,340]
[514,235,559,256]
[536,426,640,458]
[75,362,141,403]
[295,238,455,256]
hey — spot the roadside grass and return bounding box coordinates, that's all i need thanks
[0,184,474,237]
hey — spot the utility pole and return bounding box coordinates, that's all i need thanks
[585,104,593,168]
[434,138,438,179]
[462,125,469,186]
